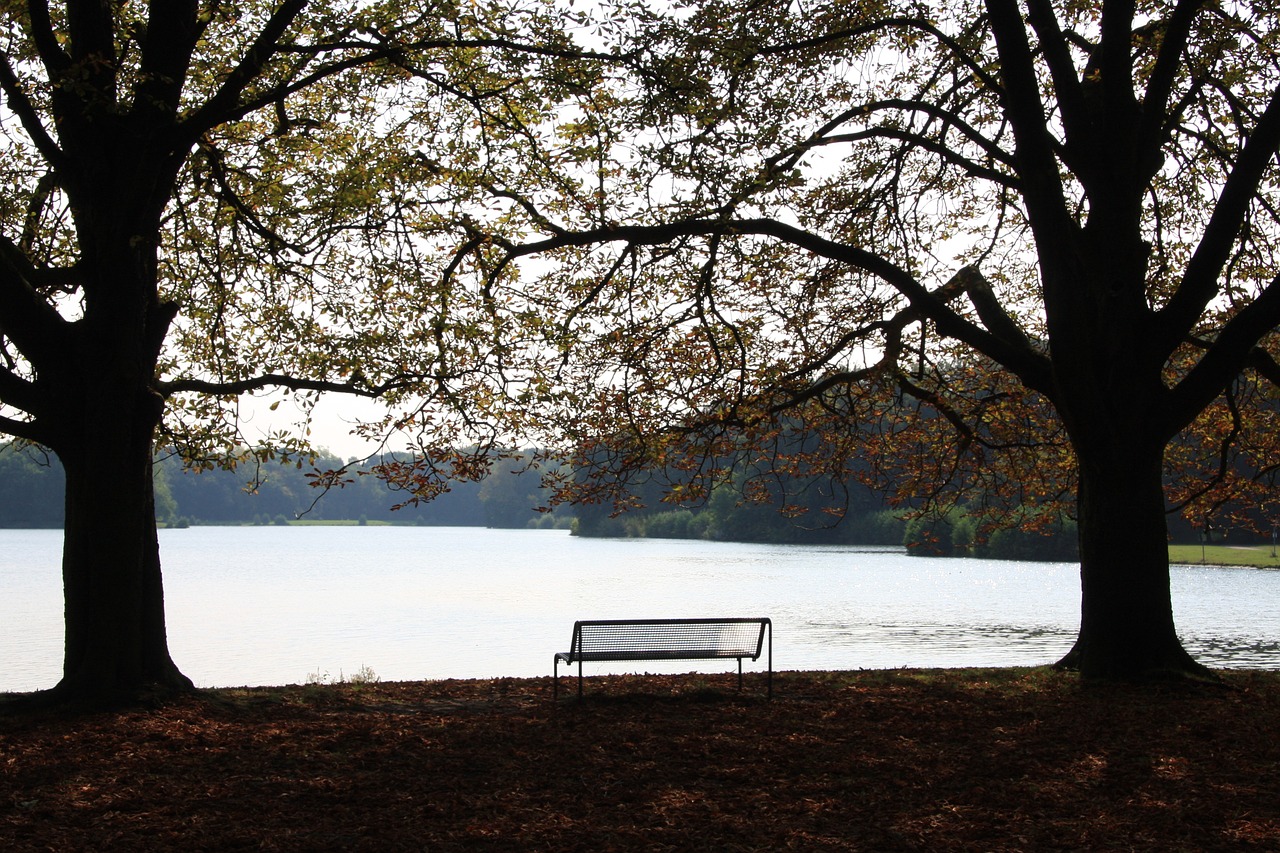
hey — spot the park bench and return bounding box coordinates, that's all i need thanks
[553,617,772,699]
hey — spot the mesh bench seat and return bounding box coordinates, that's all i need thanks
[553,617,772,699]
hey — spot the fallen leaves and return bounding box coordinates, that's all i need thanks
[1,669,1278,851]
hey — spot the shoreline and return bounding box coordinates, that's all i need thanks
[11,521,1280,569]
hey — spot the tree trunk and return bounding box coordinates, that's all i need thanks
[46,355,192,704]
[1056,440,1208,680]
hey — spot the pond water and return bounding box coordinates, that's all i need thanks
[1,526,1277,692]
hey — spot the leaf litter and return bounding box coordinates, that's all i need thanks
[1,669,1278,851]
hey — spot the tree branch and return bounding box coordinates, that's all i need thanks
[0,51,67,172]
[0,411,47,444]
[0,366,45,419]
[179,0,309,138]
[854,97,1017,170]
[1136,0,1209,178]
[1157,85,1280,351]
[157,373,417,399]
[0,235,74,369]
[24,0,70,74]
[1023,0,1091,158]
[510,218,1052,391]
[983,0,1079,259]
[817,127,1016,188]
[1165,380,1243,516]
[759,16,1001,94]
[1245,348,1280,388]
[133,0,205,121]
[964,266,1033,351]
[897,373,978,451]
[183,18,619,143]
[1166,273,1280,438]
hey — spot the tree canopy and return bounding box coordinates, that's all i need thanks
[405,0,1280,678]
[0,0,610,702]
[6,0,1280,698]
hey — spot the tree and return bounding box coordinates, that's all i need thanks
[476,450,555,527]
[438,0,1280,679]
[0,0,597,703]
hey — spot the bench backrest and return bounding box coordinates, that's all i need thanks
[568,617,769,662]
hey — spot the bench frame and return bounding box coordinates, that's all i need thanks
[553,617,772,700]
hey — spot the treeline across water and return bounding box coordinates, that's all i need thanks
[0,445,558,531]
[0,442,1089,560]
[572,464,1082,561]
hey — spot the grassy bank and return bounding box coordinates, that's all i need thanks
[2,668,1278,851]
[1168,543,1280,568]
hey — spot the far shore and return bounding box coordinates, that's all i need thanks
[1167,543,1280,569]
[152,521,1280,569]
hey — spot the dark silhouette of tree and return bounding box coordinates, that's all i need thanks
[446,0,1280,679]
[0,0,598,704]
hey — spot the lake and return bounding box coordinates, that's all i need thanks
[2,526,1278,692]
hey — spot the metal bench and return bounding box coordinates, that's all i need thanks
[553,617,772,699]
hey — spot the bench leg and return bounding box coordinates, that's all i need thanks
[767,622,773,699]
[737,658,743,691]
[578,660,583,699]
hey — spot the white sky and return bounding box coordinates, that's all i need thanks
[236,393,390,462]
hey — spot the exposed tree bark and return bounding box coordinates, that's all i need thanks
[35,229,193,702]
[55,424,193,702]
[1056,439,1208,679]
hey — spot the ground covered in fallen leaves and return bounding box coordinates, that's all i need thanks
[2,669,1278,851]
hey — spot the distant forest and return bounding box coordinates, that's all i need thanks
[0,442,1095,560]
[0,445,556,530]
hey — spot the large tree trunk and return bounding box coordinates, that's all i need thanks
[1056,438,1207,680]
[1034,198,1211,679]
[40,269,193,704]
[51,403,192,703]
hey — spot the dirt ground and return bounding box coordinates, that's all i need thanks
[2,668,1277,851]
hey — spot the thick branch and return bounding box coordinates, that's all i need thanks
[0,367,45,418]
[1157,85,1280,350]
[1097,0,1139,135]
[1024,0,1091,158]
[1166,274,1280,439]
[984,0,1077,246]
[965,267,1033,351]
[133,0,205,121]
[0,236,74,367]
[511,219,1052,391]
[0,51,67,171]
[1137,0,1209,177]
[157,373,415,398]
[24,0,70,74]
[0,412,46,444]
[179,0,309,137]
[1166,382,1243,516]
[1246,348,1280,389]
[64,0,116,66]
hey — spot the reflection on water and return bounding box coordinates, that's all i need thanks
[1189,636,1280,668]
[1,527,1277,691]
